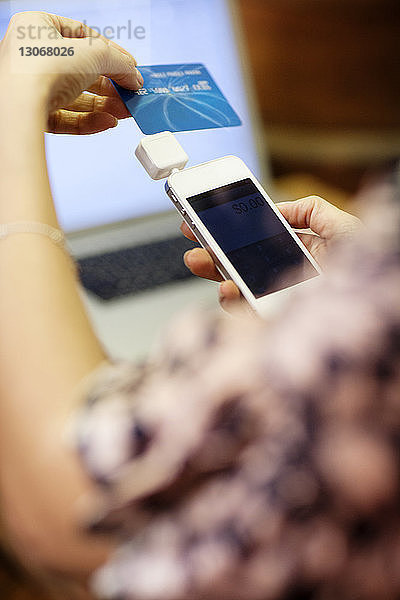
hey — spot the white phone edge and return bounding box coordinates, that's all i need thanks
[166,155,322,318]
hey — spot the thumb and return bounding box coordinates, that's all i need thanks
[47,13,143,89]
[277,196,360,241]
[82,36,143,90]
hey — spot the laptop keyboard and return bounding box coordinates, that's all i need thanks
[77,236,196,301]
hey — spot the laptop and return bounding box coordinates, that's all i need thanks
[0,0,269,357]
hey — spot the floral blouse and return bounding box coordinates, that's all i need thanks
[73,191,400,600]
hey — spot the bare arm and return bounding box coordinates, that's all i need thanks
[0,12,141,576]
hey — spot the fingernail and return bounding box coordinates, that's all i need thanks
[135,68,144,87]
[220,298,229,311]
[219,293,229,312]
[183,250,192,268]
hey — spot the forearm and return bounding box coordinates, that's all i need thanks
[0,83,112,574]
[0,82,106,381]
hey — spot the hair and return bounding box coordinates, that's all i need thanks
[0,542,92,600]
[0,543,53,600]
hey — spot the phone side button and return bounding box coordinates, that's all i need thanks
[190,221,197,230]
[168,191,178,204]
[174,200,185,214]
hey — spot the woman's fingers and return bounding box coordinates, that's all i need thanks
[87,76,121,97]
[277,196,335,234]
[296,232,327,266]
[47,14,144,90]
[183,247,241,313]
[180,221,197,242]
[184,248,223,282]
[47,14,135,60]
[181,224,224,281]
[90,37,143,90]
[277,196,361,241]
[65,93,130,119]
[47,13,105,39]
[49,83,132,132]
[219,280,242,312]
[47,109,118,135]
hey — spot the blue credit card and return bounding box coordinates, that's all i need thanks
[113,63,242,134]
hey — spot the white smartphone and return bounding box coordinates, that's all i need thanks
[165,156,321,316]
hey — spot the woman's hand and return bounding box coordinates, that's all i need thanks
[0,11,142,134]
[0,11,144,574]
[181,196,362,311]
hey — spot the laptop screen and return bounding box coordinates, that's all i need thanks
[0,0,263,233]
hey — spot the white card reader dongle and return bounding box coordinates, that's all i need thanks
[135,131,189,180]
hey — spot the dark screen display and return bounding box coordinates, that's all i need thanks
[188,178,318,298]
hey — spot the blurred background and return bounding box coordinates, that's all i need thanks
[238,0,400,208]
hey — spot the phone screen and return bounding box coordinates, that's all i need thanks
[188,178,319,298]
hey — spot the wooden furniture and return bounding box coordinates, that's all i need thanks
[238,0,400,191]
